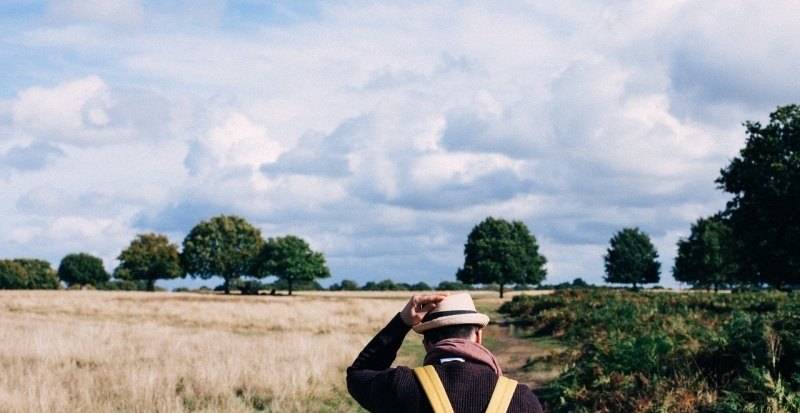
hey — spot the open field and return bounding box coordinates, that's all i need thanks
[0,290,555,413]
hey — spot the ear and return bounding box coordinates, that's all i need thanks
[475,329,482,345]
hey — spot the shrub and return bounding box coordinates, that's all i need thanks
[501,290,800,412]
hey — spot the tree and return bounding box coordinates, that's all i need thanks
[456,217,547,298]
[58,253,110,288]
[603,228,660,290]
[673,216,738,292]
[410,281,432,291]
[15,259,60,289]
[0,260,29,289]
[181,215,264,294]
[717,105,800,289]
[253,235,330,296]
[116,233,183,292]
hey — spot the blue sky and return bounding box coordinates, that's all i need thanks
[2,0,799,289]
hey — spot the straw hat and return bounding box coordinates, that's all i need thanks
[412,293,490,333]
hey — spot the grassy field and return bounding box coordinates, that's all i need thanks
[0,290,555,413]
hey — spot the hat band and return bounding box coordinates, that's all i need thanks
[421,310,477,323]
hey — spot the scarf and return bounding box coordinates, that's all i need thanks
[423,338,503,376]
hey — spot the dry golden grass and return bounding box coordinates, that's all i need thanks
[0,290,412,413]
[0,289,550,412]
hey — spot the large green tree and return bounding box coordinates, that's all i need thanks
[253,235,330,296]
[672,216,738,292]
[116,233,183,292]
[181,215,264,294]
[0,260,29,289]
[58,253,110,288]
[15,259,60,289]
[456,217,547,298]
[604,227,660,290]
[717,104,800,289]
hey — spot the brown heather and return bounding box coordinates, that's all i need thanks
[0,290,412,413]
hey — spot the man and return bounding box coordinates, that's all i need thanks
[347,292,544,412]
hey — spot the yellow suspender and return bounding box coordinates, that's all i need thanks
[413,366,455,413]
[485,376,518,413]
[413,366,518,413]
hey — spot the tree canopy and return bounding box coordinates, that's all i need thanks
[58,253,110,288]
[16,259,60,290]
[673,216,738,292]
[253,235,330,296]
[0,260,29,289]
[604,227,660,290]
[456,216,547,297]
[116,233,183,291]
[717,104,800,289]
[181,215,264,294]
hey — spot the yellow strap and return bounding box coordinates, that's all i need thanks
[485,376,517,413]
[413,366,455,413]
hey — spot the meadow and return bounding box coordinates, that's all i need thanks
[0,290,552,413]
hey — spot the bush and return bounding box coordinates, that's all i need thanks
[238,279,268,295]
[436,280,473,291]
[501,290,800,412]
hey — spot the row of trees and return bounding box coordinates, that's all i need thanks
[0,215,330,295]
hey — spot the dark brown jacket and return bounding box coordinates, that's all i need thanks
[347,314,544,413]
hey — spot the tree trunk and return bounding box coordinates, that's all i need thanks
[147,279,155,292]
[713,283,719,293]
[288,277,293,296]
[224,277,230,294]
[499,283,504,298]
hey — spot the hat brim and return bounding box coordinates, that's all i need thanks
[412,313,490,333]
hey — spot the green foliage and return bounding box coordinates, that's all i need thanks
[236,279,269,295]
[717,104,800,289]
[181,215,264,294]
[501,290,800,412]
[116,233,183,291]
[0,260,29,289]
[436,280,474,291]
[673,215,738,292]
[96,279,150,291]
[409,281,432,291]
[362,279,408,291]
[252,235,330,296]
[457,216,547,297]
[329,279,360,291]
[58,253,110,288]
[16,259,60,289]
[267,277,324,292]
[0,259,60,290]
[604,227,660,289]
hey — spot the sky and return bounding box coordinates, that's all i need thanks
[1,0,799,290]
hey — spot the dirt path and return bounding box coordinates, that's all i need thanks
[483,318,563,389]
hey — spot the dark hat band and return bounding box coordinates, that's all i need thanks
[421,310,477,323]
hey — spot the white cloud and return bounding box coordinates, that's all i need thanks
[2,1,796,287]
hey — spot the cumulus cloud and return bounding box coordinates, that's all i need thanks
[1,1,795,286]
[10,76,172,146]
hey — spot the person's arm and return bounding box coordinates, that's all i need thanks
[346,293,447,410]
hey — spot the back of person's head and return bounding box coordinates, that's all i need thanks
[422,324,481,344]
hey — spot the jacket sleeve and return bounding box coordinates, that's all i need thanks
[346,312,411,411]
